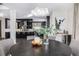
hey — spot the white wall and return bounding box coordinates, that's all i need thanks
[75,4,79,40]
[50,3,74,35]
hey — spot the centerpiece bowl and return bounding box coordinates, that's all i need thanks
[32,37,42,47]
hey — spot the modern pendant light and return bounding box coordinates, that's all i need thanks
[24,7,49,18]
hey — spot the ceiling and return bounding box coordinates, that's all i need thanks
[0,3,73,18]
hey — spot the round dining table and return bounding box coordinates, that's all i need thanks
[9,40,72,56]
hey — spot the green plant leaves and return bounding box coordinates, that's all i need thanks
[34,25,57,36]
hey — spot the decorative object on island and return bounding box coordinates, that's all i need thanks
[21,21,27,31]
[33,25,57,45]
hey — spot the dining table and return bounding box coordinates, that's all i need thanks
[9,39,72,56]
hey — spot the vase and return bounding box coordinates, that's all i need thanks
[43,35,49,45]
[43,35,48,39]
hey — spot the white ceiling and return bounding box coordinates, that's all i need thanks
[0,3,73,18]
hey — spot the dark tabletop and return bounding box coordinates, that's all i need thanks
[9,40,72,56]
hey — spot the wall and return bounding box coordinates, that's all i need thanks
[50,3,74,35]
[75,4,79,40]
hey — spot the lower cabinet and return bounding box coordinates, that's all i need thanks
[16,32,26,38]
[16,32,34,39]
[5,32,34,39]
[5,32,10,39]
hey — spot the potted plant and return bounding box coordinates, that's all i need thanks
[33,25,57,45]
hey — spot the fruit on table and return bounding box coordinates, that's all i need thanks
[32,39,42,46]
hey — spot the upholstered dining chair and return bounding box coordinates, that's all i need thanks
[0,45,5,56]
[55,34,64,43]
[0,39,15,56]
[69,39,79,56]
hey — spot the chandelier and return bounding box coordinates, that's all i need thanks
[26,7,49,17]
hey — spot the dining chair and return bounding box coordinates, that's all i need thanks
[0,39,15,56]
[69,39,79,56]
[55,34,64,43]
[0,45,5,56]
